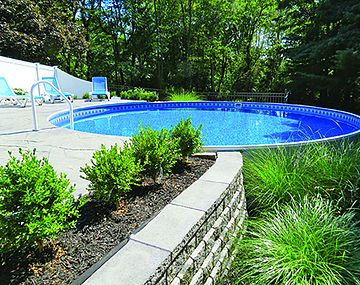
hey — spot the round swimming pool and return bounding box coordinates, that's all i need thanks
[48,101,360,151]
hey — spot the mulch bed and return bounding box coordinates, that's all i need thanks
[0,157,215,285]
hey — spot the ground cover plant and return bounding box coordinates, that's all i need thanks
[223,141,360,285]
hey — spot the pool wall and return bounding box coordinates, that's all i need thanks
[48,101,360,151]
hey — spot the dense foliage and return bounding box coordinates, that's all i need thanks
[0,149,84,254]
[131,125,179,183]
[80,143,143,209]
[0,0,89,77]
[170,117,204,160]
[281,0,360,111]
[2,0,360,112]
[120,88,159,102]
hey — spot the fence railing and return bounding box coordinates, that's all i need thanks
[108,84,289,103]
[234,92,289,103]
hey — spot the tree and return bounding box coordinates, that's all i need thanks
[282,0,360,111]
[0,0,89,78]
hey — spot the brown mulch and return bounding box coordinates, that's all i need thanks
[0,157,215,285]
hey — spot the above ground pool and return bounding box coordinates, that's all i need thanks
[48,101,360,151]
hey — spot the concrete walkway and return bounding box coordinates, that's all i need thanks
[0,99,131,198]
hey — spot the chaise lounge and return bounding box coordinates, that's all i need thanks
[89,77,110,101]
[0,77,43,107]
[41,77,74,103]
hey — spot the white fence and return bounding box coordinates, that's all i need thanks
[0,56,92,97]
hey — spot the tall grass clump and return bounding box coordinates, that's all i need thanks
[244,142,360,211]
[232,195,360,285]
[308,141,360,206]
[166,89,203,101]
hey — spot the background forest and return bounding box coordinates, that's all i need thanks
[1,0,360,112]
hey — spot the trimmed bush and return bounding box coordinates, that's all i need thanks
[232,196,360,285]
[0,149,85,253]
[120,87,158,102]
[80,143,143,209]
[82,92,89,99]
[170,117,204,160]
[131,126,179,183]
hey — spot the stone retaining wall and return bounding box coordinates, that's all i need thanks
[147,154,246,284]
[80,152,246,285]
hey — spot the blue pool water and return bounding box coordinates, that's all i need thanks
[53,102,360,148]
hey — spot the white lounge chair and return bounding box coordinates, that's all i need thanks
[0,77,43,107]
[42,77,74,103]
[89,77,110,101]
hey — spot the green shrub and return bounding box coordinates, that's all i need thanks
[82,92,89,99]
[0,149,85,254]
[232,196,360,285]
[110,91,117,98]
[131,126,179,183]
[119,89,132,99]
[80,143,143,209]
[170,117,204,160]
[120,88,158,102]
[244,142,360,211]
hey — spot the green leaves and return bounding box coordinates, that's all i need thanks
[165,89,204,101]
[170,117,204,161]
[0,0,88,71]
[120,88,159,102]
[80,142,143,208]
[0,149,85,254]
[81,117,204,208]
[131,125,179,183]
[285,0,360,110]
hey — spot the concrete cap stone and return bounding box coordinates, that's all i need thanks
[199,151,242,184]
[131,204,204,252]
[171,180,228,211]
[82,239,170,285]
